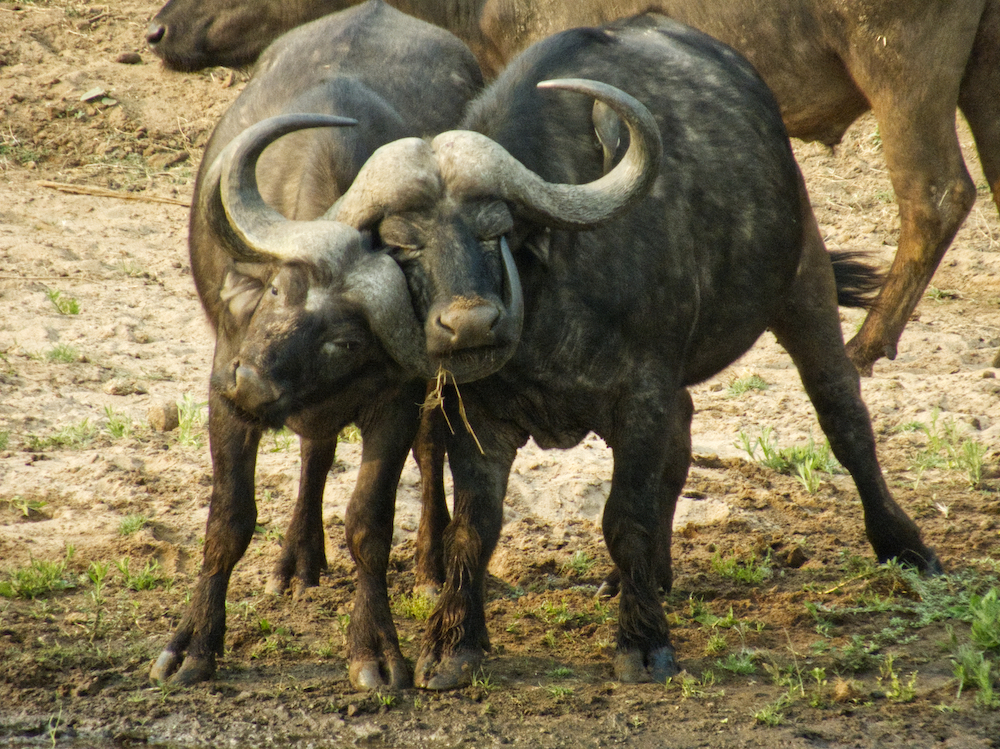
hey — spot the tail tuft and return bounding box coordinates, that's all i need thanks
[830,250,884,309]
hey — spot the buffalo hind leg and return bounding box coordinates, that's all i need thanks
[265,436,336,598]
[843,10,978,373]
[957,2,1000,365]
[772,207,941,572]
[150,390,261,685]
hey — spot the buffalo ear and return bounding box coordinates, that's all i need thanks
[220,267,265,323]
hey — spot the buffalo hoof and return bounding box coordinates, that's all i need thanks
[150,650,215,686]
[613,644,678,684]
[349,656,412,690]
[892,546,944,576]
[596,569,621,599]
[414,649,482,690]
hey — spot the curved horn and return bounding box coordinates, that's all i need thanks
[343,251,438,380]
[203,113,439,377]
[430,78,661,230]
[324,137,443,229]
[200,113,357,264]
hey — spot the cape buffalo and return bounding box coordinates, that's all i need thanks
[150,0,661,688]
[148,1,484,687]
[146,0,1000,373]
[324,14,941,688]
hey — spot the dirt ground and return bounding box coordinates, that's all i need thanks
[1,1,999,747]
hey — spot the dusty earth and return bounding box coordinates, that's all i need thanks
[1,1,1000,747]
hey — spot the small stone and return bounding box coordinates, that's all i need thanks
[148,399,180,432]
[103,377,147,396]
[116,52,143,65]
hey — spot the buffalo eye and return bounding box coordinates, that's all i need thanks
[474,201,514,241]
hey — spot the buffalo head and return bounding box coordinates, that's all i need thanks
[325,78,662,382]
[146,0,345,72]
[199,113,437,427]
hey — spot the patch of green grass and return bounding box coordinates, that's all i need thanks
[176,393,207,447]
[879,654,917,703]
[547,666,574,679]
[338,425,361,443]
[0,549,77,599]
[0,430,8,451]
[561,550,595,577]
[45,288,80,315]
[689,599,739,629]
[726,373,768,398]
[115,557,168,591]
[103,406,134,440]
[925,286,961,302]
[969,588,1000,653]
[26,419,99,451]
[118,514,150,537]
[716,650,758,675]
[6,496,46,517]
[265,426,296,452]
[737,426,842,493]
[46,344,79,363]
[952,645,999,709]
[711,550,772,586]
[392,591,435,621]
[909,410,987,488]
[546,685,574,699]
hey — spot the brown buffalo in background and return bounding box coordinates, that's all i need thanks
[146,0,1000,373]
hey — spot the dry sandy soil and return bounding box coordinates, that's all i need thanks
[1,2,999,747]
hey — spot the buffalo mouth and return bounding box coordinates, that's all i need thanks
[428,340,518,385]
[210,364,299,431]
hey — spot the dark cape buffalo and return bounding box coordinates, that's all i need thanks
[148,1,484,688]
[151,0,662,689]
[146,0,1000,373]
[311,14,941,688]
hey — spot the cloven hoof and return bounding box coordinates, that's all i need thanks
[349,657,412,690]
[149,651,215,686]
[414,649,483,690]
[613,645,678,684]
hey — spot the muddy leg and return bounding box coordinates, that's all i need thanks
[150,389,261,685]
[603,390,691,684]
[843,14,978,373]
[413,406,450,599]
[958,4,1000,366]
[772,202,941,572]
[597,392,691,599]
[415,411,511,690]
[265,437,335,598]
[344,393,421,690]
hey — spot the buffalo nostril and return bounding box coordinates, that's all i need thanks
[146,22,166,46]
[430,302,502,353]
[230,363,281,410]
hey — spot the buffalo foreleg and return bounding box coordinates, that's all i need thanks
[414,410,510,690]
[150,390,261,685]
[265,437,336,597]
[603,389,689,683]
[344,392,422,690]
[412,406,451,599]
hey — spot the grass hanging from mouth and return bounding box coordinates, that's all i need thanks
[422,367,484,455]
